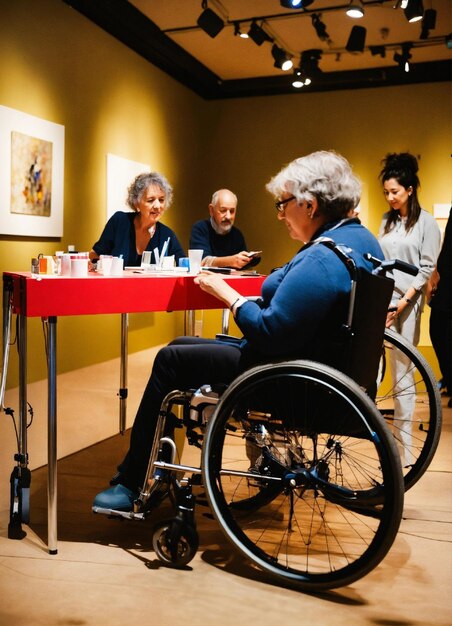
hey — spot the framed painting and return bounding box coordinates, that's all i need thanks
[106,153,150,220]
[0,105,64,237]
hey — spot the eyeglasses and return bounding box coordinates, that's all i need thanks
[275,195,296,213]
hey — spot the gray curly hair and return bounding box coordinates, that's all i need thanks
[126,172,173,212]
[266,150,361,219]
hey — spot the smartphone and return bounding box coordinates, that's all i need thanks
[201,267,233,274]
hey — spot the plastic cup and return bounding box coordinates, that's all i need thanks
[141,251,152,267]
[188,249,203,274]
[61,254,71,276]
[100,255,113,276]
[178,257,189,269]
[111,257,124,276]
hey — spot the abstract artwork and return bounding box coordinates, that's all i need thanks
[11,131,53,216]
[0,105,64,236]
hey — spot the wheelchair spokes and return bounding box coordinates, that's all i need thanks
[376,329,442,491]
[202,361,404,591]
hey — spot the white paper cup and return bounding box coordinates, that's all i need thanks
[111,257,124,276]
[162,255,175,269]
[188,249,203,274]
[100,255,113,276]
[71,258,88,277]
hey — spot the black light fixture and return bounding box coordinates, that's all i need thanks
[280,0,315,7]
[248,20,273,46]
[311,13,330,42]
[394,42,413,71]
[346,25,366,52]
[346,0,364,19]
[292,67,312,88]
[271,44,293,71]
[420,8,436,39]
[369,45,386,58]
[300,49,323,75]
[197,2,224,38]
[404,0,424,23]
[234,22,249,39]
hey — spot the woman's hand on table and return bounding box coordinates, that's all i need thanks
[194,272,240,309]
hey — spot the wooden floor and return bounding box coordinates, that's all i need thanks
[0,397,451,626]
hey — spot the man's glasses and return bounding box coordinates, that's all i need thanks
[275,195,296,213]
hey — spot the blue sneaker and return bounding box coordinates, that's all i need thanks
[93,484,137,512]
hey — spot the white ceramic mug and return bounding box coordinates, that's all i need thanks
[188,249,203,274]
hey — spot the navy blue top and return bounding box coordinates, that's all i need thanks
[235,218,384,367]
[92,211,185,266]
[430,207,451,312]
[190,219,247,258]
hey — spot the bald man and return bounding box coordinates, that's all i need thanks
[189,189,259,269]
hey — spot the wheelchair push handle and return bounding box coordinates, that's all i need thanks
[364,253,419,277]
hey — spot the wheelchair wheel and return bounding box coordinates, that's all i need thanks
[377,329,442,491]
[202,361,404,592]
[152,519,199,568]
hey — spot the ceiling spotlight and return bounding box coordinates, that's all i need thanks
[346,0,364,19]
[248,20,273,46]
[271,44,293,71]
[300,49,323,75]
[234,22,249,39]
[394,42,413,72]
[197,4,224,38]
[292,67,312,88]
[346,25,366,52]
[420,8,436,39]
[404,0,424,23]
[280,0,315,7]
[311,13,330,42]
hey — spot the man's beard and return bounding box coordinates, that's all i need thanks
[210,216,232,235]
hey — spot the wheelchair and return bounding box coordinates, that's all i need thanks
[93,246,438,591]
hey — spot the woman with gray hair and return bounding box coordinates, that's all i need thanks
[93,150,384,512]
[89,171,185,267]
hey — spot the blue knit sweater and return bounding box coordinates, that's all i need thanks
[235,219,384,366]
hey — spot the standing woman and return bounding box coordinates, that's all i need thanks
[378,152,441,464]
[89,172,185,268]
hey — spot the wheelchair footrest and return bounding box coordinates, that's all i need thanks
[92,506,146,521]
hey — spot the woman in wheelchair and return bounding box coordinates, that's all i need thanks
[93,149,385,513]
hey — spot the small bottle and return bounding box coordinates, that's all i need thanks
[31,258,39,275]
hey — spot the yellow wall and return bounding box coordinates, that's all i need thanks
[1,0,450,388]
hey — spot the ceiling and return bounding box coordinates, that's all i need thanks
[63,0,451,99]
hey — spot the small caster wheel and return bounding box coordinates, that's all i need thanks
[152,520,199,567]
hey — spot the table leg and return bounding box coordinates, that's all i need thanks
[186,310,195,336]
[119,313,128,435]
[47,316,58,554]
